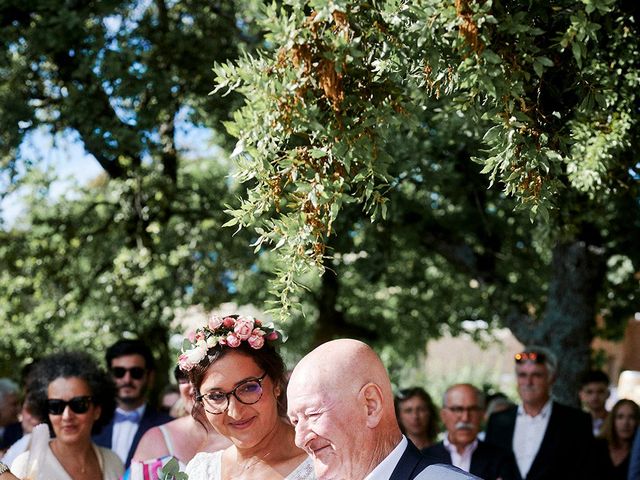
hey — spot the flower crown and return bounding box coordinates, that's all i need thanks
[178,314,279,372]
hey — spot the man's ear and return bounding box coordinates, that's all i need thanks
[440,408,447,424]
[360,383,384,428]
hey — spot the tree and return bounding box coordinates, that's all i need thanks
[0,0,262,379]
[215,0,640,403]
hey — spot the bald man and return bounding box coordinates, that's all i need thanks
[287,339,479,480]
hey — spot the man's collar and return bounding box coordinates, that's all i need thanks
[518,398,552,418]
[363,435,407,480]
[443,435,479,456]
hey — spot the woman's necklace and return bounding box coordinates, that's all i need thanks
[51,441,89,474]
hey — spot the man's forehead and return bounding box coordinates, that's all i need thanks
[288,385,335,410]
[111,353,146,367]
[516,362,548,373]
[582,382,607,390]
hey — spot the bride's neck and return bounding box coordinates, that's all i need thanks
[235,418,295,462]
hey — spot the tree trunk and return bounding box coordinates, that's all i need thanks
[312,260,378,347]
[507,240,606,406]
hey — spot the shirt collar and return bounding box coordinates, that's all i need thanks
[115,403,146,418]
[517,399,553,418]
[443,435,479,456]
[363,436,407,480]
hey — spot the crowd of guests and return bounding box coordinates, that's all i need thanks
[0,315,639,480]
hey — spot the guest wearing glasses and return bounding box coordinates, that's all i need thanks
[423,384,517,480]
[9,351,123,479]
[179,314,314,480]
[485,346,598,480]
[93,339,171,468]
[394,387,439,450]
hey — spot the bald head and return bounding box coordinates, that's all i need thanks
[287,339,401,479]
[291,339,393,399]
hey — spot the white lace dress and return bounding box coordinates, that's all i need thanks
[185,451,315,480]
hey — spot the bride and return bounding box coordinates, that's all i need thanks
[178,314,314,480]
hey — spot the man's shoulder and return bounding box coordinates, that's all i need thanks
[141,406,173,426]
[486,404,517,429]
[421,441,448,461]
[414,464,483,480]
[550,401,592,427]
[475,439,516,465]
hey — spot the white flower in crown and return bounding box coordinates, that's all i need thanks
[178,339,208,371]
[208,314,224,330]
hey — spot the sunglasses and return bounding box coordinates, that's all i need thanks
[514,352,547,364]
[111,366,146,379]
[47,396,94,415]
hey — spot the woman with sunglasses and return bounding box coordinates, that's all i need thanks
[10,351,123,480]
[179,314,314,480]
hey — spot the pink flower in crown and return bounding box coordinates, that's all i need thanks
[208,315,224,331]
[178,340,207,371]
[226,333,241,348]
[234,316,255,340]
[195,330,205,342]
[266,331,279,341]
[248,333,265,349]
[222,316,236,328]
[186,330,197,343]
[252,328,266,337]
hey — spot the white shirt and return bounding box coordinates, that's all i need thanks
[363,436,407,480]
[512,400,553,478]
[112,404,146,463]
[2,433,31,466]
[443,436,478,472]
[593,417,605,437]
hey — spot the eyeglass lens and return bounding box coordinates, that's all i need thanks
[47,396,93,415]
[112,366,146,379]
[446,406,482,415]
[200,374,266,414]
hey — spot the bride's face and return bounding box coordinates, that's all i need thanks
[198,350,281,449]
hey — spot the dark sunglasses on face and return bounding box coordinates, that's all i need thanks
[111,366,146,379]
[514,351,546,364]
[47,396,94,415]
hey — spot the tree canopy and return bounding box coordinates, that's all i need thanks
[214,0,640,402]
[1,0,639,403]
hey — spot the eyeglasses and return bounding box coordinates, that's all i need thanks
[196,372,267,415]
[514,352,546,364]
[47,396,94,415]
[111,366,146,379]
[444,405,483,415]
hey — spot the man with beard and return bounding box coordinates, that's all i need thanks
[485,346,599,480]
[423,384,517,480]
[93,339,171,468]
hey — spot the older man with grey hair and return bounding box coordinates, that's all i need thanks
[423,383,517,479]
[287,339,480,480]
[485,346,599,480]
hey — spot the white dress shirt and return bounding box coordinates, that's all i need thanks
[363,435,407,480]
[512,400,552,478]
[443,436,478,472]
[112,404,146,463]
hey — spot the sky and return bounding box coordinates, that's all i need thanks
[1,121,217,229]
